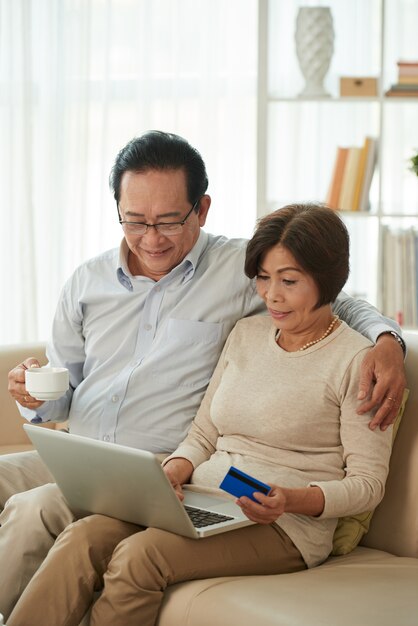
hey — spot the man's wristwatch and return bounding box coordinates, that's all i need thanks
[378,331,406,356]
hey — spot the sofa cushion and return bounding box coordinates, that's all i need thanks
[157,547,418,626]
[331,388,409,555]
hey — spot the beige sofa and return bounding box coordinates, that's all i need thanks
[1,336,418,625]
[0,343,53,455]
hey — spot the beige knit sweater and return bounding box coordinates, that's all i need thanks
[171,316,393,567]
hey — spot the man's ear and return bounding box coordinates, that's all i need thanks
[197,195,211,227]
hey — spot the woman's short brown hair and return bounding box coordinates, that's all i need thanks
[245,203,349,309]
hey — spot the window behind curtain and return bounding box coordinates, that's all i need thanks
[0,0,258,344]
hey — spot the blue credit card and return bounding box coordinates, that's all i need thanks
[219,466,271,502]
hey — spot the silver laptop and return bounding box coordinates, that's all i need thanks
[24,424,254,539]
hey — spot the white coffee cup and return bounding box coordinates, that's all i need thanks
[25,366,69,401]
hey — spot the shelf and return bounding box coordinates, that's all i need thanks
[267,96,418,103]
[381,214,418,219]
[338,211,378,217]
[258,0,418,318]
[339,212,418,219]
[383,96,418,102]
[268,96,381,103]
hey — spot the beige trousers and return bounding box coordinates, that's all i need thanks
[8,513,306,626]
[0,451,76,619]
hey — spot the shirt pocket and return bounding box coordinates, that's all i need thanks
[153,318,223,389]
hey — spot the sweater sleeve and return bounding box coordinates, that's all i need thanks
[310,347,393,519]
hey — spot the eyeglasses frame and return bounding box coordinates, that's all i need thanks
[118,198,201,236]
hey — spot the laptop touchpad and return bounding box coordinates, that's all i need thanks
[183,491,229,508]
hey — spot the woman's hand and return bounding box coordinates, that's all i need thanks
[236,485,287,524]
[236,484,325,523]
[163,458,194,502]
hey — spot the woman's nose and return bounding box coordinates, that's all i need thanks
[266,285,283,303]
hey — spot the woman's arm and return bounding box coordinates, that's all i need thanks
[309,348,393,520]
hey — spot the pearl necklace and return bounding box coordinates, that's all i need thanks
[276,315,340,352]
[298,315,340,351]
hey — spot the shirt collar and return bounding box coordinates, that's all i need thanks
[179,230,208,283]
[116,239,134,291]
[116,230,209,290]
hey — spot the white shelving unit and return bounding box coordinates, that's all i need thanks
[257,0,418,323]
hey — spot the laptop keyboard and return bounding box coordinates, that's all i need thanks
[184,505,234,528]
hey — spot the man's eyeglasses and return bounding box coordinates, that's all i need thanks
[119,199,200,236]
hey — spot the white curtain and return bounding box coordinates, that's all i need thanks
[0,0,258,344]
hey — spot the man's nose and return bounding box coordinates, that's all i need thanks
[143,226,166,241]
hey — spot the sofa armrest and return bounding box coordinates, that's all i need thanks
[0,343,48,453]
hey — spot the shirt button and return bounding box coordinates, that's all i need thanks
[103,435,110,442]
[111,395,119,403]
[154,285,161,292]
[144,324,152,331]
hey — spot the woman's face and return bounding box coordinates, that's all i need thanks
[255,244,322,332]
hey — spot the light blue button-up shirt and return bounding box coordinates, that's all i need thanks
[24,232,264,453]
[22,230,400,454]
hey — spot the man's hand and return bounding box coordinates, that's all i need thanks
[357,334,406,431]
[8,358,45,410]
[163,458,194,501]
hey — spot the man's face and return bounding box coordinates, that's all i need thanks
[119,169,210,281]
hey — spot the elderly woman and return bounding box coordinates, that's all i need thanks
[8,204,393,626]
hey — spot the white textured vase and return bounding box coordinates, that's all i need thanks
[295,7,334,98]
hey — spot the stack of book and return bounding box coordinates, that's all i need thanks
[385,61,418,97]
[326,137,378,212]
[382,226,418,327]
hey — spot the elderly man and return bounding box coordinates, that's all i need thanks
[1,131,405,619]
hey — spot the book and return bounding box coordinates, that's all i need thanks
[339,147,362,211]
[326,138,378,212]
[398,75,418,85]
[382,227,418,327]
[387,83,418,91]
[397,61,418,76]
[385,80,418,96]
[382,226,395,320]
[325,147,349,210]
[385,88,418,97]
[404,229,417,326]
[352,137,372,211]
[357,137,377,212]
